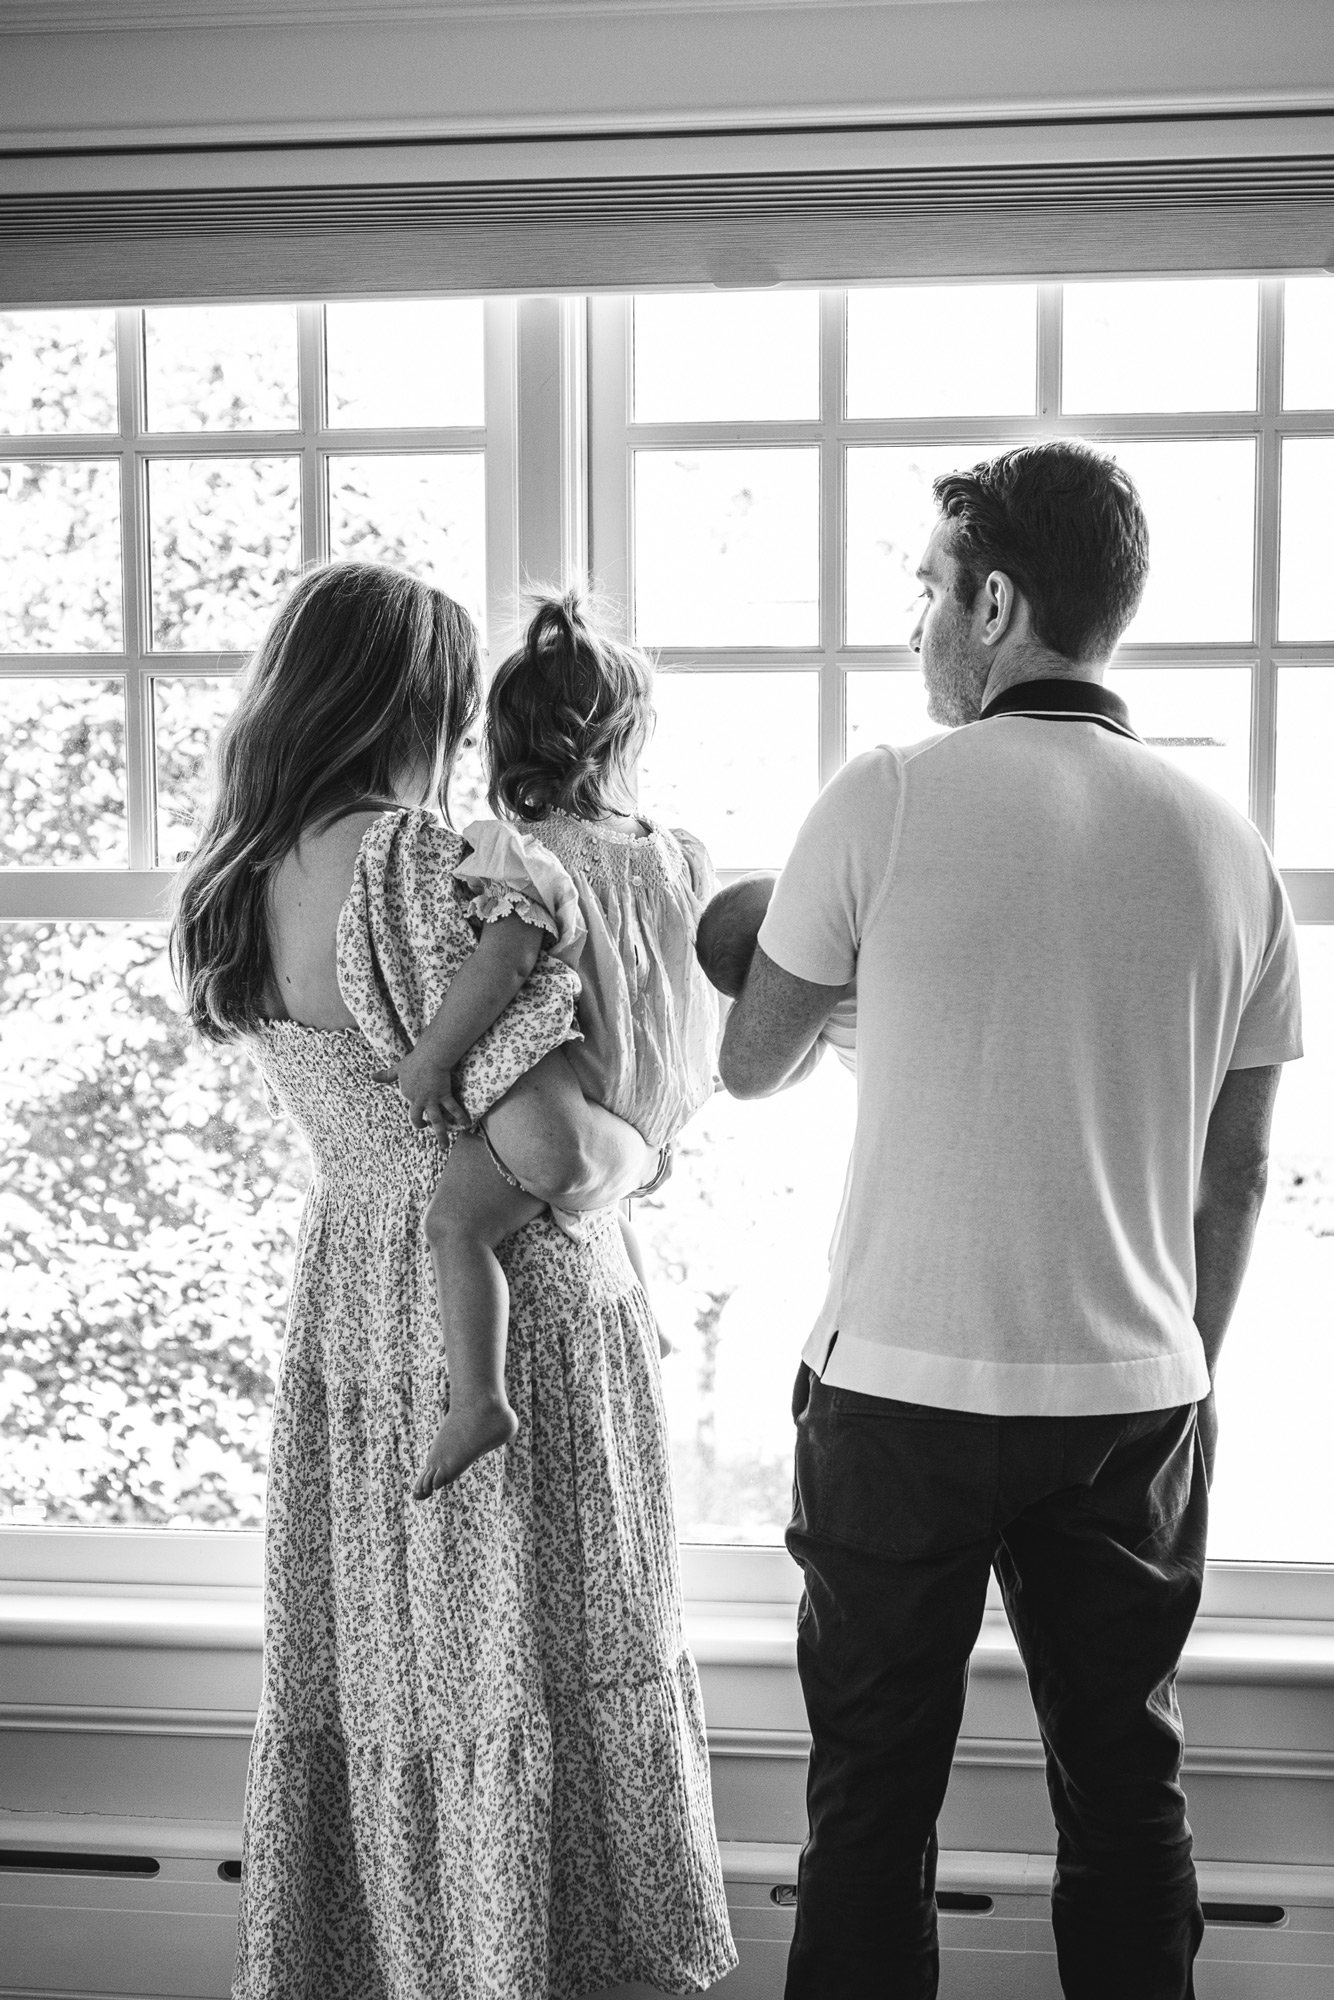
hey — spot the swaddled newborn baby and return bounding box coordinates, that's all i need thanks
[694,872,858,1073]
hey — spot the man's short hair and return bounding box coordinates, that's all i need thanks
[932,441,1150,664]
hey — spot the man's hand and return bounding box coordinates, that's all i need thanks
[372,1043,469,1137]
[719,944,847,1100]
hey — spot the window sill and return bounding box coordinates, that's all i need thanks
[3,1584,1333,1688]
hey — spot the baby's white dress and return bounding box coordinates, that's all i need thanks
[456,810,719,1151]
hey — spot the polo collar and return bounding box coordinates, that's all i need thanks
[978,676,1140,742]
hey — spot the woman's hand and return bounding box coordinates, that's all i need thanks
[372,1043,468,1138]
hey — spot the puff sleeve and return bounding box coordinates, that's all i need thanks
[455,818,588,973]
[338,808,580,1127]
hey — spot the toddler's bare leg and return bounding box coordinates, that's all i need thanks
[416,1134,542,1497]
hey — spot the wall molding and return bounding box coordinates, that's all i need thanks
[706,1728,1334,1785]
[0,0,977,31]
[3,1705,1332,1787]
[1,0,1331,157]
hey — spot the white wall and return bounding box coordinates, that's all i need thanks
[0,0,1331,154]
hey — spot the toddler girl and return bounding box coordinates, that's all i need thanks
[382,593,718,1493]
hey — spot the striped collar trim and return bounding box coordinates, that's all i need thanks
[979,676,1139,742]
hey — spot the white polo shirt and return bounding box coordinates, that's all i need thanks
[758,678,1303,1417]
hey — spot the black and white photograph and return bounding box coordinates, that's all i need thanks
[0,2,1331,1995]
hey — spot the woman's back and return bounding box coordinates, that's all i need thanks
[263,808,387,1029]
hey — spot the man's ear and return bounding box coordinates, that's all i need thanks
[980,569,1019,649]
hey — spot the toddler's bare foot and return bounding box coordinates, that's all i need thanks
[412,1397,518,1499]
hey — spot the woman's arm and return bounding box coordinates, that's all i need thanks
[484,1048,657,1210]
[374,914,546,1133]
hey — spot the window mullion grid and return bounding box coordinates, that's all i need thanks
[818,288,846,791]
[558,295,590,590]
[297,303,327,571]
[483,297,521,661]
[586,295,633,640]
[1252,279,1284,852]
[1036,283,1063,423]
[115,306,154,871]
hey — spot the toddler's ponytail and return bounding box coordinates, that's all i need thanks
[486,590,654,822]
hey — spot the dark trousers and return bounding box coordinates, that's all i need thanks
[784,1367,1209,2000]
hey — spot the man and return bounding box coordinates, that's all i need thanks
[720,441,1302,2000]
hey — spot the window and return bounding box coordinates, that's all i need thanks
[2,280,1331,1574]
[589,279,1334,1559]
[0,299,514,1528]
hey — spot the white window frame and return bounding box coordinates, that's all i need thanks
[0,296,519,921]
[1,283,1332,1631]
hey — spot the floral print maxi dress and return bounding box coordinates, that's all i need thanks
[232,808,735,2000]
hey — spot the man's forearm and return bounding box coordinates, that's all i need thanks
[1193,1175,1268,1379]
[719,946,845,1100]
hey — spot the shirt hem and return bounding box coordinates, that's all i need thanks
[802,1327,1211,1417]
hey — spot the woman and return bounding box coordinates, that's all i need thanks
[171,562,735,2000]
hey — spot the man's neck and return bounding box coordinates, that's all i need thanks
[981,647,1106,711]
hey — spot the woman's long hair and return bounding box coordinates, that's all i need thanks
[171,561,481,1042]
[486,591,653,823]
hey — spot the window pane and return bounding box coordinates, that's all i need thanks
[144,305,299,433]
[1062,279,1258,413]
[1105,666,1252,820]
[636,1057,856,1543]
[0,459,123,653]
[637,671,818,870]
[845,443,1000,647]
[632,291,820,423]
[1282,274,1334,409]
[327,453,487,635]
[0,310,117,435]
[1113,440,1255,644]
[846,670,941,754]
[153,675,243,866]
[0,923,307,1527]
[147,457,302,652]
[1209,926,1334,1562]
[846,284,1037,418]
[0,680,125,865]
[325,300,485,430]
[1277,437,1334,642]
[1274,667,1334,866]
[634,448,819,647]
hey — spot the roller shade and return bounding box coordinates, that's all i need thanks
[3,119,1333,303]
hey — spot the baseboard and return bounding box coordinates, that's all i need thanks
[2,1840,1332,2000]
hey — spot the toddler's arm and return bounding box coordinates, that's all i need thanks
[380,914,549,1134]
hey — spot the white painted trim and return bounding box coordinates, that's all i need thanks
[0,0,991,29]
[3,9,1333,155]
[3,1585,1334,1689]
[0,871,175,920]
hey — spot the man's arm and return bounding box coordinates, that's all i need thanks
[719,945,847,1100]
[1193,1062,1282,1475]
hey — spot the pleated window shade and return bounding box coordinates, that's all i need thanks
[3,136,1334,305]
